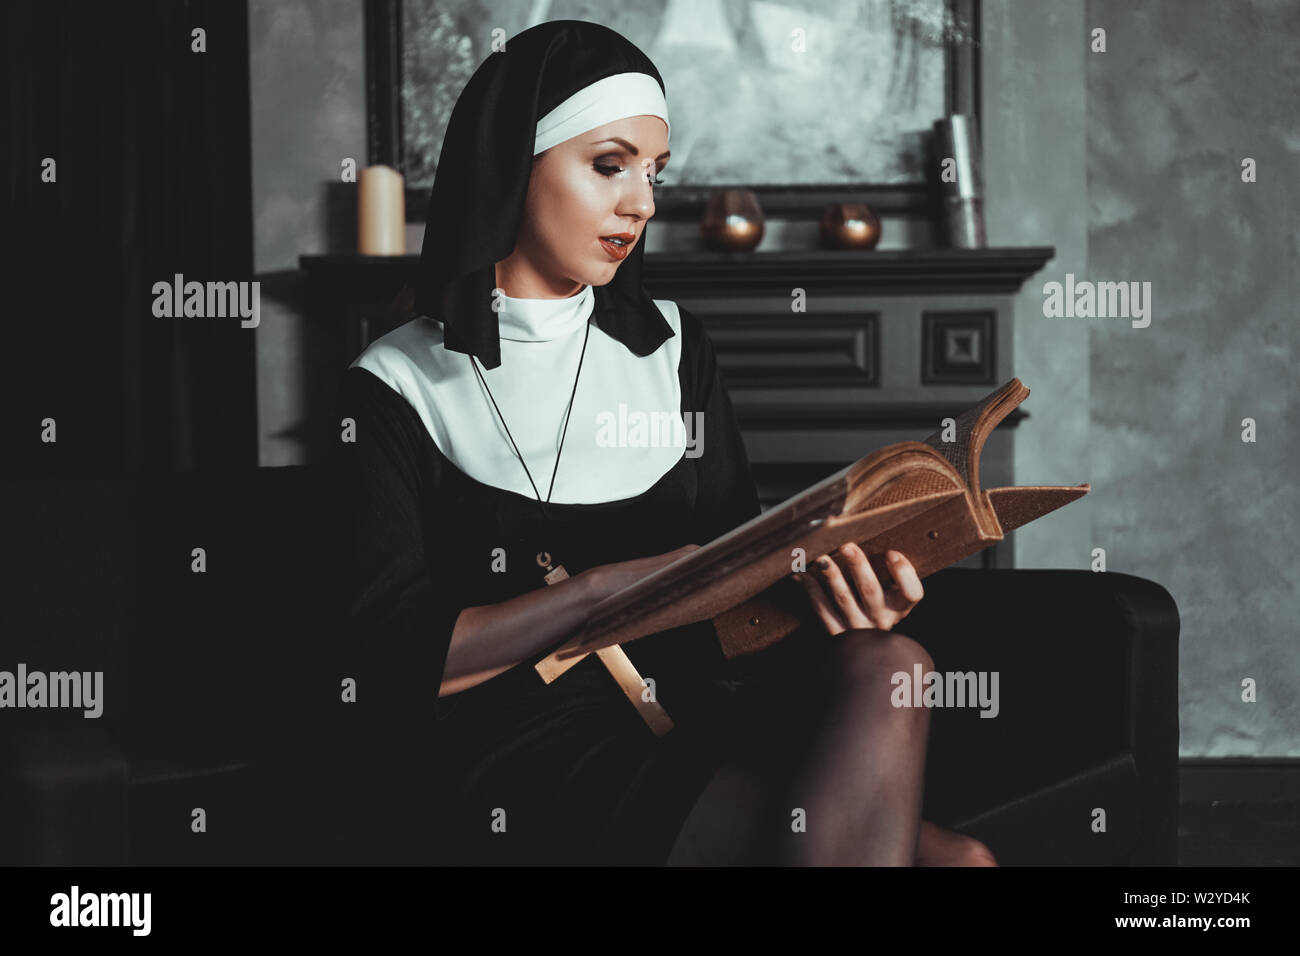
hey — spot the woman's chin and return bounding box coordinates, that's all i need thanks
[579,260,622,286]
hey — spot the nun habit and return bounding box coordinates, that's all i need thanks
[334,20,827,865]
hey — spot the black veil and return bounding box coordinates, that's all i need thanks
[409,19,675,370]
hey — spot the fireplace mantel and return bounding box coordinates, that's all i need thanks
[300,246,1054,298]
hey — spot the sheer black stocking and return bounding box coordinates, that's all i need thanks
[668,628,934,866]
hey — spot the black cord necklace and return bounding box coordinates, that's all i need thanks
[470,317,592,585]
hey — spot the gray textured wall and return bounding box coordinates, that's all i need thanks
[982,0,1091,577]
[249,0,365,466]
[247,0,1298,755]
[1084,0,1299,755]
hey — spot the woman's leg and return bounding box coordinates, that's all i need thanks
[669,628,936,866]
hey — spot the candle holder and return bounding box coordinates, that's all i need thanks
[933,115,986,249]
[700,189,765,251]
[820,203,883,249]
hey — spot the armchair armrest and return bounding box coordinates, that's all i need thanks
[901,568,1180,865]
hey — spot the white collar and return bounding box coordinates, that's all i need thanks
[350,297,687,504]
[496,284,595,343]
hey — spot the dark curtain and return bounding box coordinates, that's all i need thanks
[4,0,257,477]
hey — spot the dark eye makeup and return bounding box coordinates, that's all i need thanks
[594,162,665,187]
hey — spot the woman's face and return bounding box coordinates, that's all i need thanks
[495,114,670,298]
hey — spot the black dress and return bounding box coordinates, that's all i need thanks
[334,305,831,865]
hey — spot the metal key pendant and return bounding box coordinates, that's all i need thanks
[536,550,569,585]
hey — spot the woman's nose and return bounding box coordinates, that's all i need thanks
[620,173,656,219]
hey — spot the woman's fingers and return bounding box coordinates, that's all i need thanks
[794,570,848,636]
[837,543,893,625]
[884,550,924,615]
[795,546,926,635]
[811,550,875,631]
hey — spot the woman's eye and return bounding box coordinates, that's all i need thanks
[595,163,665,187]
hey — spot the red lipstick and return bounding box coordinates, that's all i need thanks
[598,232,635,260]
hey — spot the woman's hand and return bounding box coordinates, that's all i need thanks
[793,544,924,636]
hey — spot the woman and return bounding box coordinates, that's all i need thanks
[337,19,994,867]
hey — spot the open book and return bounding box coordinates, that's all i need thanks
[536,377,1089,683]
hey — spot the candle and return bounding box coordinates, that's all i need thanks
[357,165,405,254]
